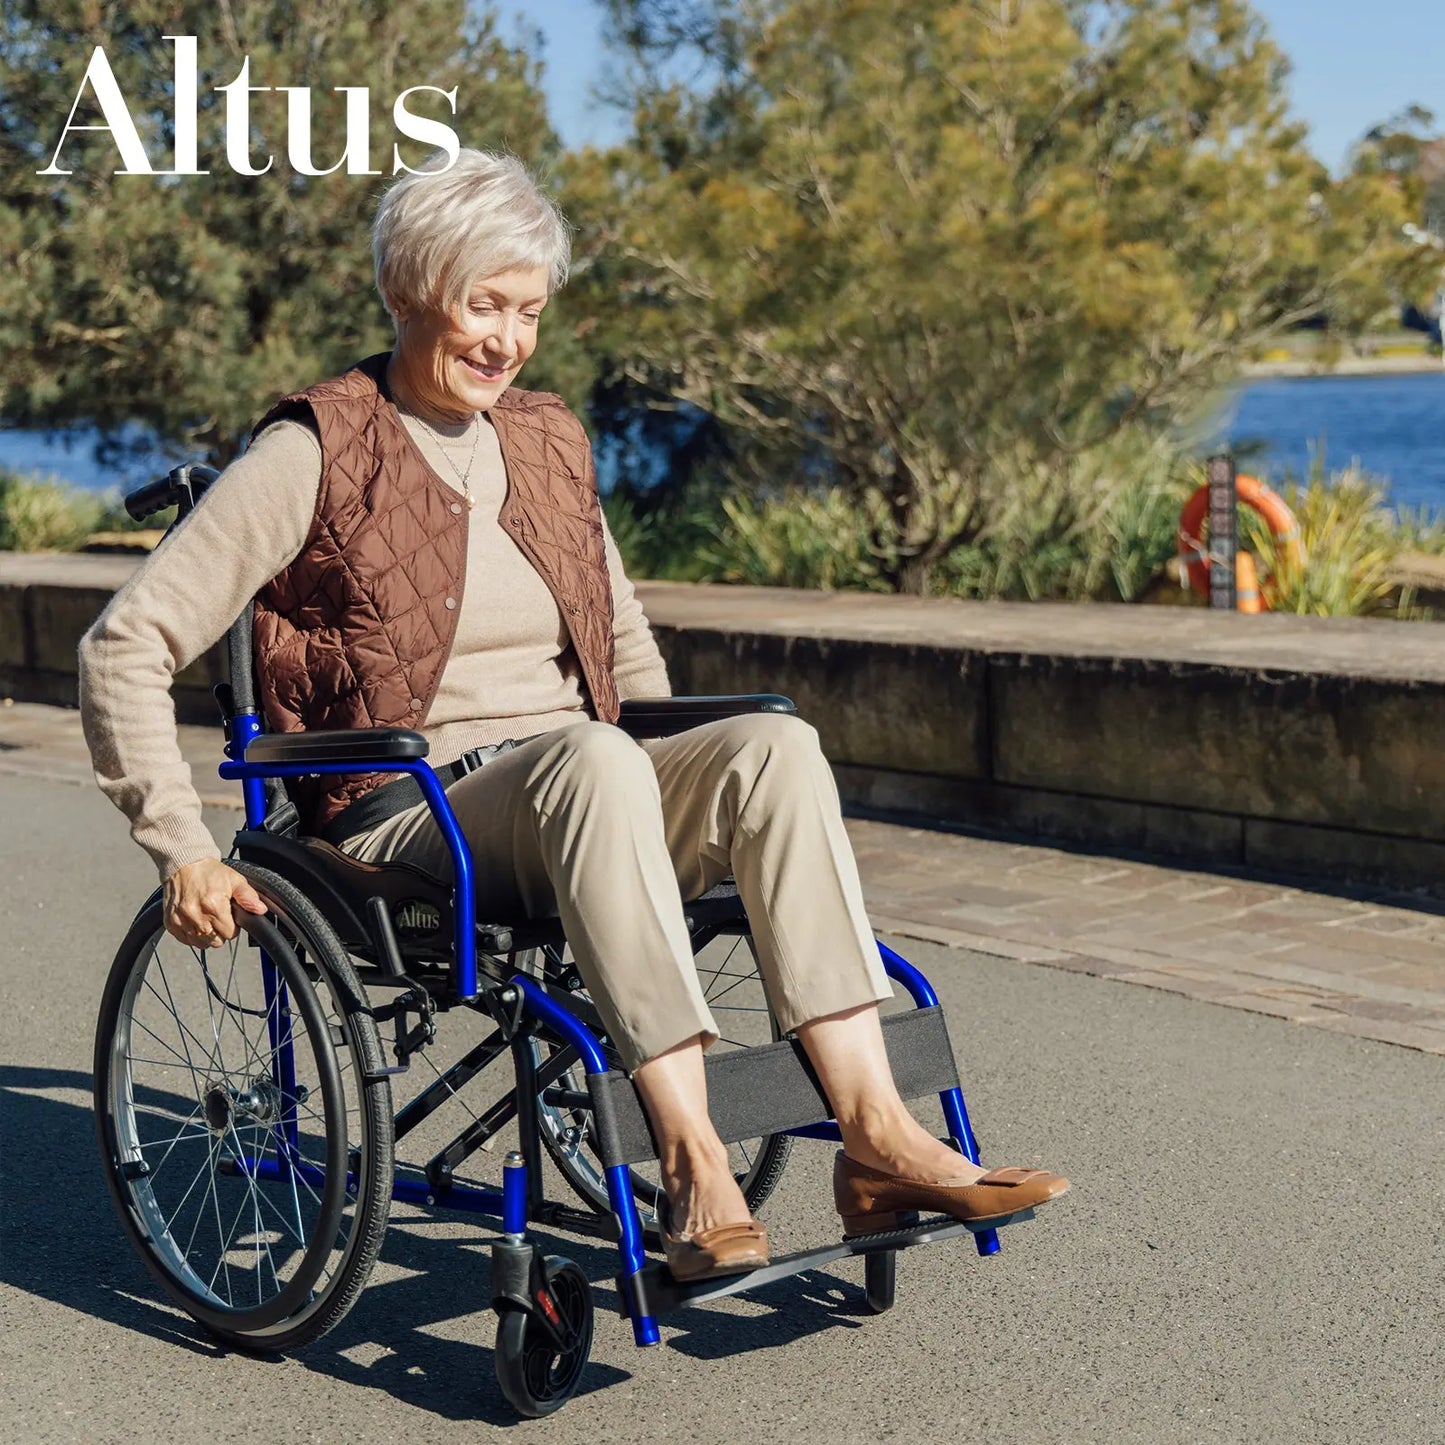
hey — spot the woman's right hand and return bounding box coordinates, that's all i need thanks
[164,859,268,948]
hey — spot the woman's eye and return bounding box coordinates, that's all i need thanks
[523,312,541,324]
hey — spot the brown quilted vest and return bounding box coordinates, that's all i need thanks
[248,351,619,835]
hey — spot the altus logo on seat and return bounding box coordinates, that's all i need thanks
[37,35,460,178]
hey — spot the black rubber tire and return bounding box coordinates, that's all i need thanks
[864,1249,897,1314]
[94,864,394,1351]
[494,1257,594,1418]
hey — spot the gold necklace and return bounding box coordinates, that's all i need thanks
[431,412,482,510]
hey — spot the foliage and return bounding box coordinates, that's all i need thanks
[567,0,1437,593]
[1393,505,1445,556]
[617,423,1197,600]
[929,432,1199,602]
[0,2,586,468]
[601,471,738,581]
[694,485,896,590]
[1240,466,1413,617]
[0,468,161,550]
[0,469,102,550]
[1350,105,1443,224]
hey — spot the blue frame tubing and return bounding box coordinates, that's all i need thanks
[231,711,305,1180]
[219,727,993,1308]
[219,737,480,1002]
[509,975,660,1347]
[876,940,1000,1257]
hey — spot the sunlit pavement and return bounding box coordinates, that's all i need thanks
[4,724,1445,1443]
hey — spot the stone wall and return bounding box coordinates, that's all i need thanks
[3,552,1442,894]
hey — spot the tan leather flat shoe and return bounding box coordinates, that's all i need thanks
[659,1196,771,1283]
[834,1151,1070,1237]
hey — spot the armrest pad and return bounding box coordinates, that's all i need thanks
[244,728,429,764]
[616,694,797,737]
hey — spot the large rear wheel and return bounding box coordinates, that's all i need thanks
[93,864,394,1350]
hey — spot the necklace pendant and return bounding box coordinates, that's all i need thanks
[466,492,476,510]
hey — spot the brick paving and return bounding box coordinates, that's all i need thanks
[4,698,1443,1057]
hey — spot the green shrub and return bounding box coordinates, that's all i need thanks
[0,469,105,551]
[1393,504,1445,556]
[602,481,739,583]
[0,468,175,551]
[689,486,895,591]
[608,448,1445,622]
[1242,467,1409,617]
[927,433,1197,603]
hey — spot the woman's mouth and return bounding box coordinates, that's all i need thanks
[461,356,508,382]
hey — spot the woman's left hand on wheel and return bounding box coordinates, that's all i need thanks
[163,858,268,949]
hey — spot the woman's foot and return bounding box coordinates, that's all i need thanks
[836,1101,990,1185]
[834,1151,1070,1236]
[656,1140,770,1282]
[658,1139,755,1237]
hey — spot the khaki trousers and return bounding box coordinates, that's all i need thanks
[341,712,892,1070]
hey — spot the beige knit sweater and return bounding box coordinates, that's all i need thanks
[78,406,672,882]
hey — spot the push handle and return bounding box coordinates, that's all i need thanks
[123,463,221,522]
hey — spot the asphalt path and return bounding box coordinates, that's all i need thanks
[3,770,1443,1444]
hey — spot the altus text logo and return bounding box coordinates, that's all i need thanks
[38,35,460,178]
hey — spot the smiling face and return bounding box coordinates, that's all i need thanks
[387,264,551,421]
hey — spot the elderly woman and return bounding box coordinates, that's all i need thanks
[79,149,1067,1283]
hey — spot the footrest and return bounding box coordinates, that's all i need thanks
[587,1006,961,1168]
[621,1208,1035,1318]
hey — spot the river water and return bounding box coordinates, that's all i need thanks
[3,372,1444,511]
[1217,372,1445,512]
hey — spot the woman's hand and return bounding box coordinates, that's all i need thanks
[164,859,268,949]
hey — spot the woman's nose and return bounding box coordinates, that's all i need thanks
[493,313,519,357]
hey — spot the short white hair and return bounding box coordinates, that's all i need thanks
[371,148,572,325]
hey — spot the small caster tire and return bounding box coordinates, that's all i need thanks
[865,1250,896,1314]
[494,1257,594,1418]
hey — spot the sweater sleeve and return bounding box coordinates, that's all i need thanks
[78,419,323,882]
[602,509,672,702]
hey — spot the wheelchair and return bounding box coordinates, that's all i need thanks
[93,464,1036,1418]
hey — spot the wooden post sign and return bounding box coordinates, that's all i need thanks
[1206,453,1238,611]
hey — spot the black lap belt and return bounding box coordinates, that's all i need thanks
[318,734,542,848]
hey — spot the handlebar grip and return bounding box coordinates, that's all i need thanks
[123,475,179,522]
[123,463,223,522]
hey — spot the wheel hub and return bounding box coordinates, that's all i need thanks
[202,1076,290,1136]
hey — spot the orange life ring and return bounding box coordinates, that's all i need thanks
[1177,475,1303,611]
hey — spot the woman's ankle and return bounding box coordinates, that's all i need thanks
[838,1107,984,1183]
[658,1141,749,1233]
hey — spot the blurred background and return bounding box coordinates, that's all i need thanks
[2,0,1443,616]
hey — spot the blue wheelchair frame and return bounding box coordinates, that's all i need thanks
[218,713,1003,1352]
[107,459,1020,1389]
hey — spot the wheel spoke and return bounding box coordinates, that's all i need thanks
[176,1132,223,1264]
[147,954,218,1085]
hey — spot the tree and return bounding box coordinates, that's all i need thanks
[0,2,585,467]
[568,0,1437,593]
[1351,105,1445,240]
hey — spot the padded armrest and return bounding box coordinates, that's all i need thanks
[244,728,429,764]
[616,694,797,737]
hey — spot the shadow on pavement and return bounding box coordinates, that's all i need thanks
[2,1066,879,1421]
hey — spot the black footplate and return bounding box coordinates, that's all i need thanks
[620,1207,1036,1319]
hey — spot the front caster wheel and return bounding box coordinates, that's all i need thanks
[494,1257,594,1418]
